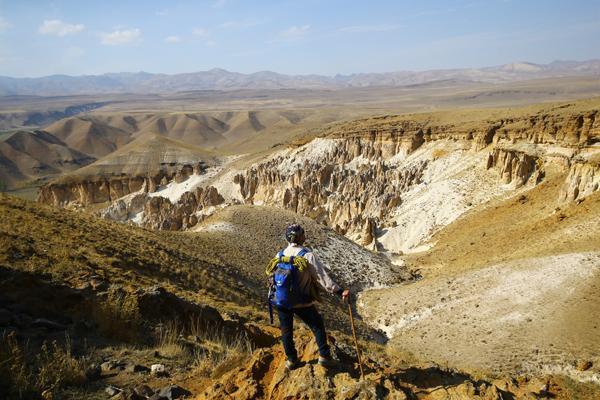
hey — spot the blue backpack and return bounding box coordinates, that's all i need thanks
[269,249,309,315]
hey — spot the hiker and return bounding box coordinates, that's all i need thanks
[266,223,350,370]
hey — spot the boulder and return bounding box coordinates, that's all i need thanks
[0,308,12,325]
[105,385,122,397]
[157,384,192,400]
[124,362,150,373]
[136,286,224,328]
[30,318,67,331]
[101,361,119,372]
[151,364,167,376]
[85,364,102,381]
[111,389,146,400]
[576,360,593,371]
[134,385,155,397]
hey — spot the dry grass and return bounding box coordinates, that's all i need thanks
[0,193,258,311]
[0,332,88,400]
[0,194,265,397]
[431,148,449,160]
[155,317,253,379]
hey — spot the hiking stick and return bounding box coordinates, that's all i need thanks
[346,300,365,380]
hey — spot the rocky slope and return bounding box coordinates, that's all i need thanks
[3,195,598,400]
[357,175,600,384]
[37,133,221,208]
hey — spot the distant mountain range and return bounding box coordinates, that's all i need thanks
[1,60,599,96]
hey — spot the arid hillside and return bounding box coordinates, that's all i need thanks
[0,108,368,192]
[359,179,600,377]
[0,130,95,189]
[0,194,413,398]
[2,195,598,400]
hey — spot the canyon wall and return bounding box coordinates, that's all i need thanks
[37,105,600,252]
[37,162,208,207]
[232,108,598,251]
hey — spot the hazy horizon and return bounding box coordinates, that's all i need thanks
[0,0,599,78]
[2,57,600,80]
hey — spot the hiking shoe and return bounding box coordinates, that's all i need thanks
[285,359,300,370]
[318,356,337,368]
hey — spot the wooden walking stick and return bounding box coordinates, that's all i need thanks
[346,299,365,380]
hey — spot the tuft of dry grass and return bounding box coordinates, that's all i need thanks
[431,148,449,160]
[87,291,142,343]
[155,317,253,379]
[0,331,89,400]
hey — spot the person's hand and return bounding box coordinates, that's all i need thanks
[342,289,351,302]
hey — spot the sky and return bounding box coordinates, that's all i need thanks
[0,0,599,77]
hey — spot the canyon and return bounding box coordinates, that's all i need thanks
[37,100,599,256]
[2,88,600,399]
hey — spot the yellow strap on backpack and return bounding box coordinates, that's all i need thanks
[265,255,309,276]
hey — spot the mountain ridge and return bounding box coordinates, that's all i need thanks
[1,59,599,96]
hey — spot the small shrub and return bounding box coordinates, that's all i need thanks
[194,333,252,379]
[0,331,34,399]
[156,320,188,360]
[88,291,142,343]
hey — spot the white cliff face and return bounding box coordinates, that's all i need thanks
[236,138,534,255]
[147,168,221,203]
[379,143,519,254]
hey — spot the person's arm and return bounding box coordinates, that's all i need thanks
[305,251,349,299]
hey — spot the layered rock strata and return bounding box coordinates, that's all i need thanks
[38,161,208,207]
[38,104,599,252]
[102,185,225,230]
[233,108,599,249]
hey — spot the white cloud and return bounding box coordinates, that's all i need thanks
[156,9,169,16]
[191,28,216,47]
[192,27,209,37]
[212,0,226,8]
[280,24,310,38]
[339,24,399,33]
[38,19,84,37]
[0,16,11,32]
[220,19,263,29]
[100,28,142,45]
[164,35,181,43]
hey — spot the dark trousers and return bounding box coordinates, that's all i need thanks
[277,305,331,361]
